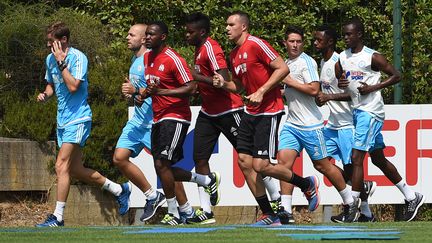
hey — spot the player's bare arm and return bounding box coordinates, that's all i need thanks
[213,72,244,93]
[358,53,401,95]
[37,83,54,102]
[194,67,229,86]
[148,81,196,98]
[52,40,81,93]
[246,56,288,105]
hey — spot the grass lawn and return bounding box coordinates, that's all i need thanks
[0,221,431,242]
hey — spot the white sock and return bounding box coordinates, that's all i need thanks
[352,190,361,199]
[395,180,416,201]
[190,172,211,186]
[198,186,212,213]
[360,201,372,217]
[339,186,354,205]
[263,176,280,201]
[144,187,157,200]
[281,195,293,213]
[102,178,123,196]
[53,201,66,222]
[166,197,180,218]
[179,201,194,215]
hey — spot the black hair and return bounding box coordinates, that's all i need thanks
[317,24,338,48]
[149,21,169,35]
[185,12,211,34]
[344,17,364,34]
[285,25,304,40]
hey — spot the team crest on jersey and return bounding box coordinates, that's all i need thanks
[137,65,142,72]
[326,68,333,77]
[158,64,165,72]
[358,60,366,68]
[243,52,248,60]
[194,64,201,73]
[290,64,297,72]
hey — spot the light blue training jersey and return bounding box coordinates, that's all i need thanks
[128,55,153,128]
[45,47,92,128]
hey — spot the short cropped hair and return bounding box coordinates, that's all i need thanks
[229,10,250,28]
[317,24,338,48]
[149,21,169,35]
[285,25,304,40]
[185,12,211,34]
[344,17,364,34]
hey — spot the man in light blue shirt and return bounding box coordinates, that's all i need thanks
[36,21,128,227]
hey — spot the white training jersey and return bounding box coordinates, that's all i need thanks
[320,52,354,129]
[284,52,323,130]
[339,46,385,120]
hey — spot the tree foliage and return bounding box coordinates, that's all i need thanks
[0,0,431,181]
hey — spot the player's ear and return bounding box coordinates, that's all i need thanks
[161,33,167,41]
[60,36,68,44]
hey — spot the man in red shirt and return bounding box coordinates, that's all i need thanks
[214,11,320,225]
[139,21,198,225]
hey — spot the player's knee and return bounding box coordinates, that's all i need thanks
[112,152,126,167]
[55,159,69,175]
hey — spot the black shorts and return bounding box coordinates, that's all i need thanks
[236,113,282,160]
[151,120,189,163]
[193,110,243,161]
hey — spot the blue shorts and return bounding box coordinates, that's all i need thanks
[324,127,354,165]
[116,121,151,158]
[352,109,385,152]
[57,121,91,148]
[279,123,327,161]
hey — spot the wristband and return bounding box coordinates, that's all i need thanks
[57,60,67,71]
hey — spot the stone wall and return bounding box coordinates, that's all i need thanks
[0,138,56,191]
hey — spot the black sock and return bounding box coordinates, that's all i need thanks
[290,173,311,192]
[255,194,274,215]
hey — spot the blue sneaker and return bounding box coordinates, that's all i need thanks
[179,209,195,224]
[36,214,64,227]
[117,182,131,215]
[140,191,166,222]
[253,214,281,226]
[304,175,320,212]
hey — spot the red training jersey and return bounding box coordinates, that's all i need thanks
[144,47,193,123]
[194,37,244,116]
[229,34,284,115]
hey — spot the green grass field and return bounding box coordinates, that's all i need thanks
[0,221,431,242]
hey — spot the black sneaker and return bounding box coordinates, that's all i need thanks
[277,206,295,224]
[330,198,360,223]
[363,181,377,199]
[186,208,216,224]
[404,192,425,222]
[205,172,221,206]
[160,213,183,225]
[358,213,377,222]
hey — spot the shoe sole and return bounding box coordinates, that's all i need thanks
[140,197,167,222]
[188,218,216,225]
[368,181,377,199]
[211,172,221,206]
[309,175,320,212]
[406,194,425,222]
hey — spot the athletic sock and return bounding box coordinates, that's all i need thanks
[53,201,66,222]
[280,195,293,213]
[395,180,416,201]
[144,187,157,200]
[102,178,122,196]
[263,176,280,201]
[166,197,180,218]
[339,186,354,205]
[360,201,372,217]
[290,173,310,192]
[179,201,194,215]
[190,172,211,186]
[256,194,274,215]
[198,186,212,213]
